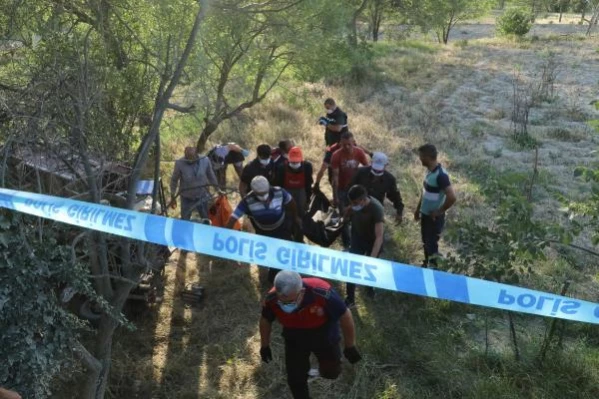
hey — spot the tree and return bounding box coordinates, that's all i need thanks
[397,0,493,44]
[0,1,210,397]
[581,0,599,35]
[187,0,353,151]
[367,0,396,41]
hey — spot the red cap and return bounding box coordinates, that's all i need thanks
[288,146,303,163]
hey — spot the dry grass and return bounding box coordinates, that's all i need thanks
[103,24,599,399]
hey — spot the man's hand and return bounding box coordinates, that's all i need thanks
[343,346,362,364]
[260,346,273,363]
[318,116,330,126]
[413,210,420,222]
[429,209,444,220]
[169,198,177,210]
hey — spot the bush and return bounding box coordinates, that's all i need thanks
[497,8,534,37]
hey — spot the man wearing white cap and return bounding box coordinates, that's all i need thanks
[349,152,404,224]
[226,176,300,283]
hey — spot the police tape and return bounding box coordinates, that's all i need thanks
[1,187,598,325]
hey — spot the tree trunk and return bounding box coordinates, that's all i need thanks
[81,316,118,399]
[196,120,220,152]
[348,0,369,47]
[559,5,563,22]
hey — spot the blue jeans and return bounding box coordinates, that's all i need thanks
[420,213,445,267]
[181,196,209,221]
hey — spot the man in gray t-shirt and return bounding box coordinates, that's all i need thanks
[170,146,218,220]
[345,184,385,306]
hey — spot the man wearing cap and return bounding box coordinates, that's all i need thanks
[207,142,250,189]
[349,152,404,224]
[274,146,314,242]
[330,132,370,250]
[227,176,300,283]
[344,184,384,306]
[239,144,274,197]
[319,98,349,146]
[260,270,362,399]
[414,144,457,267]
[169,146,218,220]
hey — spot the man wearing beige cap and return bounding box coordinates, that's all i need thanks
[274,146,314,242]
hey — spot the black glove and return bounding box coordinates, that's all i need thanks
[260,346,273,363]
[343,346,362,364]
[318,116,330,126]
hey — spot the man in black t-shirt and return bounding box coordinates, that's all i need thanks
[239,144,273,196]
[319,98,348,146]
[349,152,404,224]
[345,184,385,306]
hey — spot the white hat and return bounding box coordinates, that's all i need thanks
[371,152,388,171]
[251,175,270,192]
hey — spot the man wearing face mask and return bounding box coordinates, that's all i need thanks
[227,176,300,283]
[272,139,294,170]
[169,146,218,220]
[239,144,274,197]
[345,184,384,306]
[319,98,348,146]
[260,270,361,399]
[349,152,404,224]
[274,146,313,242]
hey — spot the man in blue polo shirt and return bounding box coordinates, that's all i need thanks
[226,176,300,283]
[414,144,457,267]
[260,270,361,399]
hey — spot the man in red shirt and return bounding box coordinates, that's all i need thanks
[330,132,370,249]
[260,270,361,399]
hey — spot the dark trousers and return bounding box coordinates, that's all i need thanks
[347,238,379,302]
[420,214,445,267]
[255,220,293,283]
[285,339,342,399]
[325,130,340,146]
[337,189,350,249]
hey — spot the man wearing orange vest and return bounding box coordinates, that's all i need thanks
[274,146,313,242]
[260,270,361,399]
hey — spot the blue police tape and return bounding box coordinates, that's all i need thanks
[1,187,599,324]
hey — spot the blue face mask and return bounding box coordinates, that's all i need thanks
[279,302,298,313]
[352,204,364,212]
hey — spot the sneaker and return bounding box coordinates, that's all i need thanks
[308,368,320,379]
[344,297,356,308]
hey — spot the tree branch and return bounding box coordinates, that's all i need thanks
[167,103,195,113]
[73,341,102,372]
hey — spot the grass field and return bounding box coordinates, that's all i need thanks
[103,18,599,399]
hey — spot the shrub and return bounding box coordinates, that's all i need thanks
[497,8,534,37]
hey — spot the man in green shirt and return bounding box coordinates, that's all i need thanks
[414,144,457,267]
[345,184,385,306]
